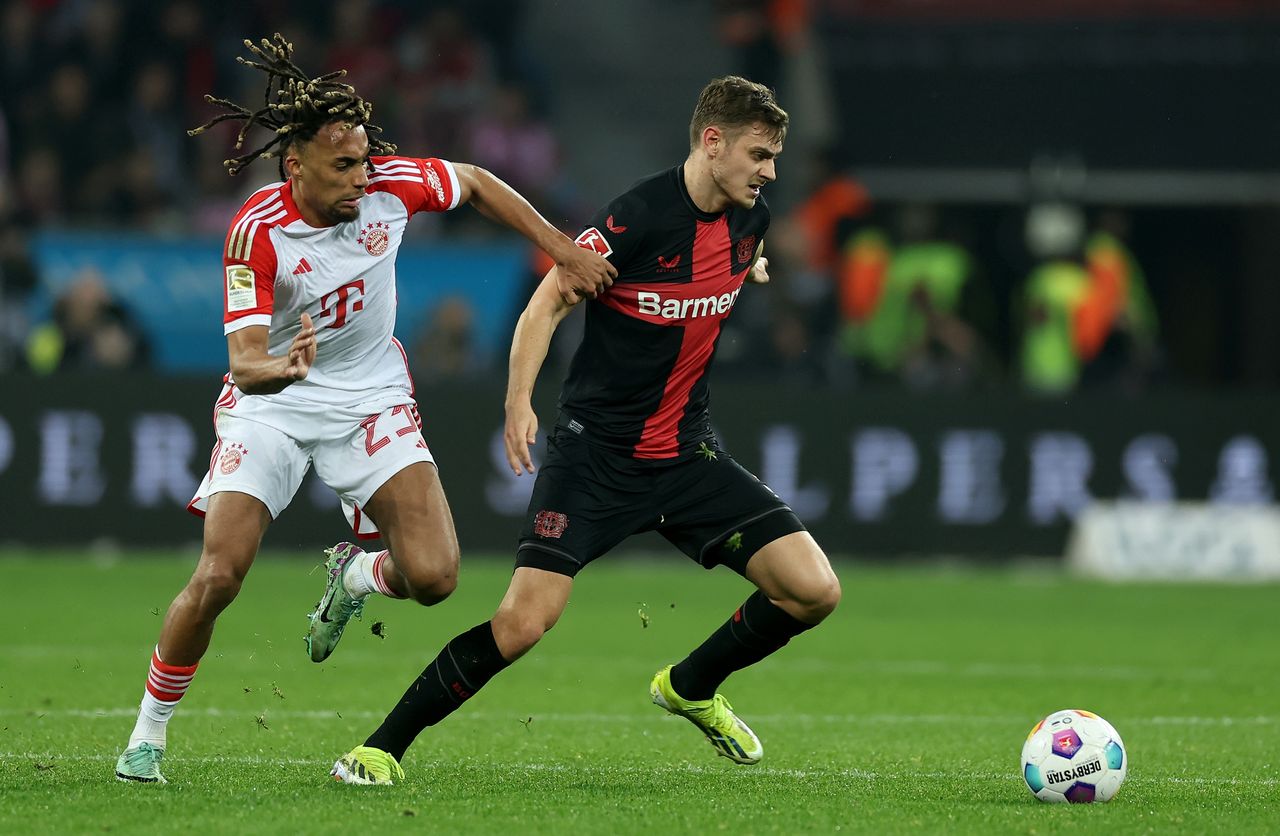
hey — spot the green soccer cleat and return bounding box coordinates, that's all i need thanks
[306,542,367,663]
[114,742,166,783]
[650,665,763,765]
[331,746,405,785]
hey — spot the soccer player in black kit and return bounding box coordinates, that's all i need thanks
[331,76,842,784]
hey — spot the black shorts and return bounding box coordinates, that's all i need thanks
[516,427,804,577]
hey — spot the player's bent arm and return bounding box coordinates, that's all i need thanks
[453,163,575,264]
[227,315,316,395]
[453,163,616,301]
[503,270,577,474]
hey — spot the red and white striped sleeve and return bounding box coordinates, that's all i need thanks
[222,185,284,335]
[368,155,461,215]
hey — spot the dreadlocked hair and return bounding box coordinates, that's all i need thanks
[188,33,396,176]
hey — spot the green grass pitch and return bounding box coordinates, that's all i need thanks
[0,551,1276,834]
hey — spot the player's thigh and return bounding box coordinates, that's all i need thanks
[743,530,841,623]
[656,448,805,574]
[514,429,654,577]
[311,402,438,535]
[363,460,459,571]
[197,490,273,583]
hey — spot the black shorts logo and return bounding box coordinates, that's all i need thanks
[533,510,569,539]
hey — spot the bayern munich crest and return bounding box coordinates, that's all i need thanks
[358,221,390,256]
[219,442,247,475]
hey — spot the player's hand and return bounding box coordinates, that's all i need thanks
[748,255,771,285]
[284,312,316,381]
[556,245,616,304]
[504,398,540,475]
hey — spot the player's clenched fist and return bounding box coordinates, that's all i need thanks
[748,256,770,285]
[555,243,616,303]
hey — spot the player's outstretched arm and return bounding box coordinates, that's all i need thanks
[227,313,316,395]
[504,270,577,475]
[452,163,617,304]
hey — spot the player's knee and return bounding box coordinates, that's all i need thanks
[792,574,842,624]
[399,558,458,605]
[187,564,245,616]
[491,609,553,660]
[401,545,463,604]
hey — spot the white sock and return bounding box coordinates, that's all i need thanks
[127,647,196,749]
[128,692,178,748]
[343,549,401,598]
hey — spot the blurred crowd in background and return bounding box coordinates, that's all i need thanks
[1,0,1274,394]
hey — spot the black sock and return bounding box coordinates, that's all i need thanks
[364,621,511,761]
[669,590,813,700]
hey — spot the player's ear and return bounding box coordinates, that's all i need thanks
[283,142,304,179]
[703,126,723,157]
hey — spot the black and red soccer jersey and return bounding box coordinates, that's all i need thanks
[560,166,768,461]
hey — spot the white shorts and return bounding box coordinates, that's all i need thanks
[189,382,435,539]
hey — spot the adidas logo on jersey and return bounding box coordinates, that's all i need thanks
[637,288,741,320]
[293,258,313,276]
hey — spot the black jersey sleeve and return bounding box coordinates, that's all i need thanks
[574,190,651,274]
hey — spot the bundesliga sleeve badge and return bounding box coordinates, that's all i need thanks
[574,227,613,258]
[225,265,257,311]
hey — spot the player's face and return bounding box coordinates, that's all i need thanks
[289,122,372,226]
[712,123,782,210]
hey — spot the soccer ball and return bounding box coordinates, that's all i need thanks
[1020,709,1127,803]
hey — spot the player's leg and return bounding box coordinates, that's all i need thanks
[669,528,841,700]
[331,567,573,784]
[307,462,460,661]
[331,426,638,783]
[118,408,308,782]
[160,492,275,662]
[360,461,459,603]
[116,491,271,783]
[307,405,456,662]
[650,451,840,763]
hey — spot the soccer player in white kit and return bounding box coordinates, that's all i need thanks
[114,34,616,784]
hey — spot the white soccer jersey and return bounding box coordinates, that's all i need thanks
[221,155,461,409]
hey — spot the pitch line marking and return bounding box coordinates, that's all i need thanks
[3,752,1276,787]
[3,707,1275,727]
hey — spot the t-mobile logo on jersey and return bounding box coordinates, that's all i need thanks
[320,280,365,330]
[637,288,741,320]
